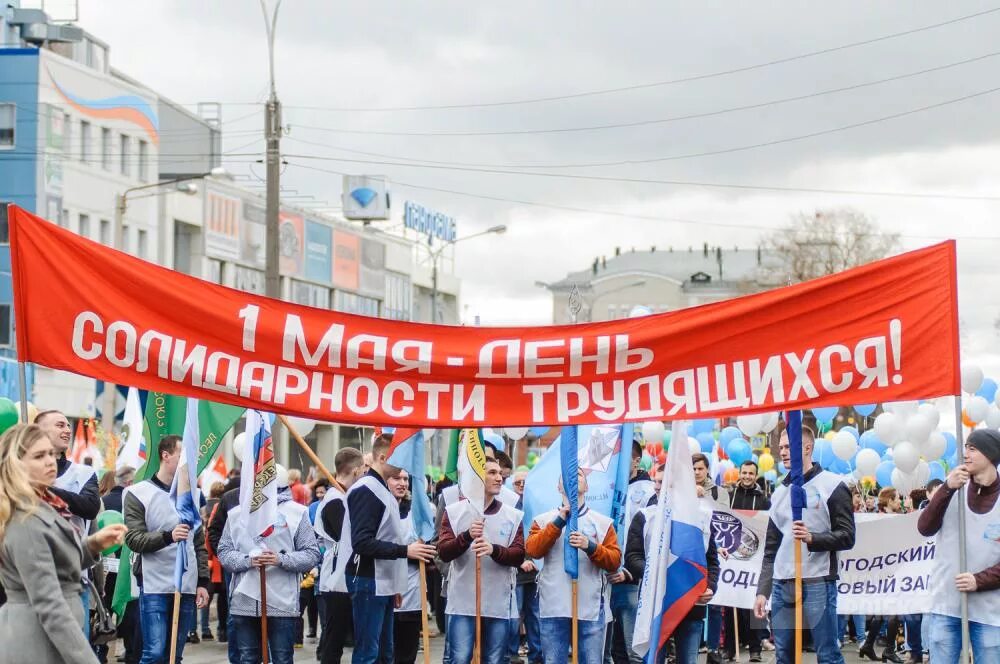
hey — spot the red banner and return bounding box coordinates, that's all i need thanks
[8,206,960,427]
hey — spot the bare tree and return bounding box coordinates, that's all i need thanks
[760,208,900,284]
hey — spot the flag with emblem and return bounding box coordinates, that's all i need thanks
[239,409,279,542]
[458,428,488,514]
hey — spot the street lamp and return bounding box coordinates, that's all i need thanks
[585,280,646,322]
[429,224,507,324]
[535,278,646,323]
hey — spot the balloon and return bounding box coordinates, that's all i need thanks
[859,430,888,457]
[285,415,316,437]
[917,403,941,429]
[823,431,836,441]
[697,432,715,454]
[0,398,18,435]
[233,432,248,462]
[530,426,550,438]
[962,365,985,395]
[811,406,838,425]
[831,431,858,461]
[723,468,739,484]
[967,396,990,424]
[854,404,878,417]
[914,460,930,487]
[923,431,947,460]
[860,475,877,492]
[639,454,653,471]
[736,414,763,437]
[661,429,672,450]
[928,460,946,483]
[761,412,780,433]
[758,452,775,473]
[856,449,881,477]
[830,458,852,475]
[904,414,934,446]
[875,460,895,488]
[688,437,701,457]
[14,401,37,424]
[839,426,860,442]
[873,412,902,445]
[689,419,714,436]
[776,460,787,475]
[812,439,837,469]
[763,470,777,483]
[726,439,752,466]
[484,432,505,451]
[96,510,125,555]
[657,450,667,464]
[963,410,977,428]
[987,407,1000,430]
[504,427,530,440]
[942,431,957,458]
[893,441,919,474]
[892,468,917,495]
[642,421,665,444]
[275,464,288,488]
[719,426,743,446]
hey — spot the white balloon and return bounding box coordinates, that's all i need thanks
[917,403,941,429]
[688,436,701,456]
[962,364,985,395]
[904,414,934,446]
[874,412,902,444]
[642,421,666,444]
[885,400,919,417]
[967,395,990,424]
[856,448,881,476]
[761,412,780,433]
[275,464,289,488]
[986,407,1000,431]
[285,416,316,437]
[737,414,764,436]
[832,431,858,461]
[891,468,917,495]
[233,432,248,463]
[923,431,947,460]
[504,427,530,440]
[893,441,919,473]
[914,460,930,487]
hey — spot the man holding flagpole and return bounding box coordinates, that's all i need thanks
[753,416,855,664]
[123,431,210,664]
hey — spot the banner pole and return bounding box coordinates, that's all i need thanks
[260,566,270,664]
[954,394,971,664]
[732,607,740,661]
[474,556,482,662]
[794,541,803,664]
[419,559,431,664]
[277,414,335,484]
[168,590,182,664]
[17,362,27,422]
[571,578,579,664]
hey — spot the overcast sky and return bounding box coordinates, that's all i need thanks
[77,1,1000,375]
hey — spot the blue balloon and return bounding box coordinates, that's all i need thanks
[689,419,715,436]
[763,469,777,483]
[942,431,957,459]
[812,439,837,469]
[727,439,752,466]
[976,378,998,403]
[719,426,743,446]
[839,426,860,442]
[875,460,895,488]
[929,461,946,483]
[860,430,887,457]
[530,426,550,438]
[812,406,839,424]
[830,458,852,475]
[854,404,878,417]
[776,460,787,475]
[484,432,505,451]
[697,432,716,454]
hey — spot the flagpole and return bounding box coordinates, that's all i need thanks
[260,566,270,664]
[168,590,182,664]
[571,577,579,664]
[954,394,971,664]
[17,362,28,422]
[474,556,482,662]
[732,607,740,661]
[277,414,335,484]
[418,559,431,664]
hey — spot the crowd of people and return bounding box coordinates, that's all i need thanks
[1,410,999,663]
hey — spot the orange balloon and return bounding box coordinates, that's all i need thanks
[963,410,976,428]
[723,468,740,484]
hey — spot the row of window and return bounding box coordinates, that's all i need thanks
[70,212,148,259]
[0,103,149,181]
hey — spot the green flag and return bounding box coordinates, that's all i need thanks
[445,429,460,482]
[113,392,244,620]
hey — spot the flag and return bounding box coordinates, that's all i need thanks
[239,410,278,542]
[170,399,203,590]
[200,455,228,495]
[69,419,87,463]
[117,387,146,471]
[457,428,487,513]
[387,427,435,542]
[787,410,806,522]
[445,429,460,482]
[139,392,244,478]
[69,418,104,467]
[634,421,708,662]
[560,425,580,580]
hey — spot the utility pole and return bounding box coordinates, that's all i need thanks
[261,0,283,299]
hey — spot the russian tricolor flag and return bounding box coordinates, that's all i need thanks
[385,427,436,542]
[633,420,708,663]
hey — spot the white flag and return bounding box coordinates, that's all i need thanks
[117,387,146,471]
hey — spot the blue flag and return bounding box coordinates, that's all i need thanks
[560,425,580,579]
[170,399,202,590]
[787,410,806,522]
[386,428,436,542]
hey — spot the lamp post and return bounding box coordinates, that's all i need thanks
[535,279,646,323]
[260,0,283,299]
[429,224,506,324]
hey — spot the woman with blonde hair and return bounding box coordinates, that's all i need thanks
[0,424,127,664]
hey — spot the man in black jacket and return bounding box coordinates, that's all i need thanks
[37,410,101,526]
[102,466,142,664]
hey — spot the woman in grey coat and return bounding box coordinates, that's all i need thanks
[0,424,127,664]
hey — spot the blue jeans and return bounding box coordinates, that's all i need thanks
[838,613,865,640]
[224,570,238,663]
[673,618,705,664]
[609,584,642,664]
[81,582,91,641]
[705,605,722,650]
[232,614,296,664]
[448,614,509,664]
[540,616,607,664]
[770,580,844,664]
[347,575,393,664]
[507,584,542,662]
[928,613,1000,662]
[138,591,196,664]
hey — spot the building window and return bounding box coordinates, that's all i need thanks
[101,128,111,169]
[119,134,130,176]
[63,113,71,154]
[383,273,411,320]
[99,218,111,245]
[334,291,380,317]
[0,304,10,346]
[121,224,130,253]
[78,213,90,238]
[291,280,331,308]
[137,229,148,259]
[80,120,91,162]
[0,104,14,149]
[0,203,8,243]
[138,140,148,181]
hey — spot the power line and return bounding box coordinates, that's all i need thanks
[288,50,1000,137]
[277,6,1000,112]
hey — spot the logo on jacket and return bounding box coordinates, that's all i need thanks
[710,512,760,561]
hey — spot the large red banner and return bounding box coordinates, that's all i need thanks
[8,206,960,427]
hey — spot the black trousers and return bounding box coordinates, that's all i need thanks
[319,591,354,664]
[394,611,421,664]
[298,587,318,642]
[723,608,762,657]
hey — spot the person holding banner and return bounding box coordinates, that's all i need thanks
[526,468,621,664]
[917,428,1000,662]
[315,447,366,664]
[438,457,525,664]
[753,423,855,664]
[216,464,322,664]
[123,435,210,664]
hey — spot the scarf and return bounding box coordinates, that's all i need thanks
[38,488,75,525]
